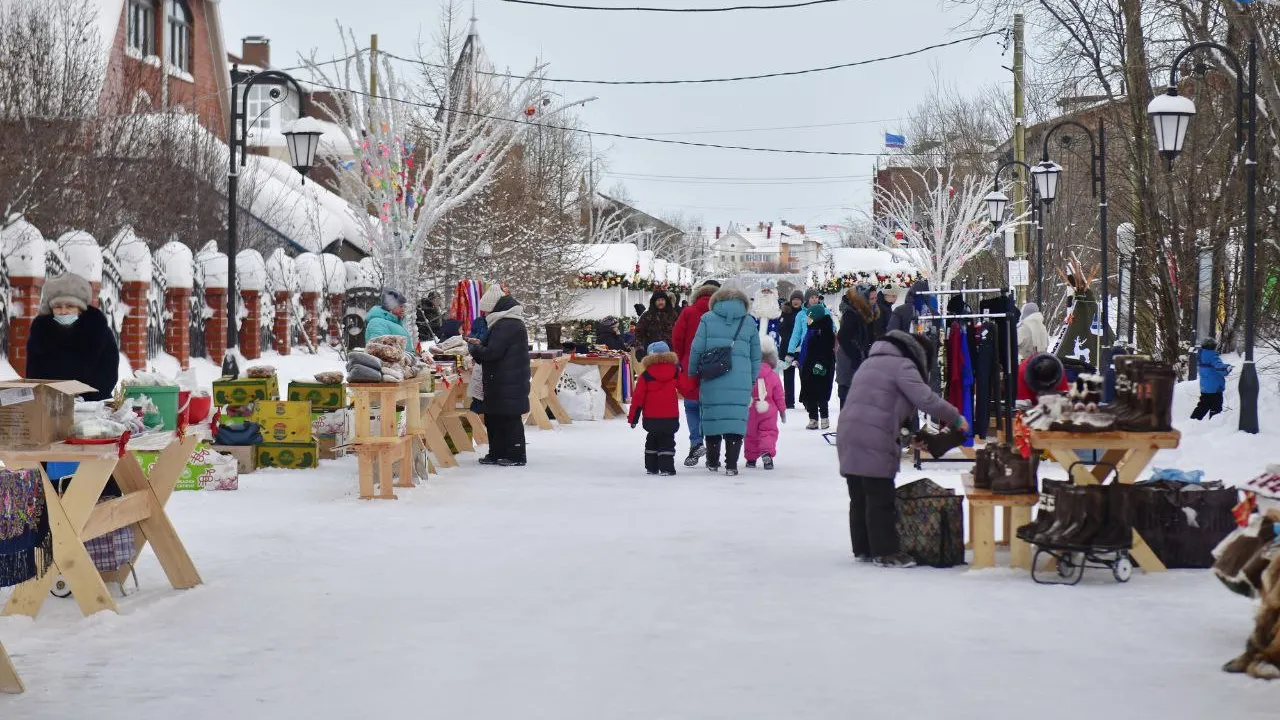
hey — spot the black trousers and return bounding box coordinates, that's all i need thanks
[485,413,527,462]
[845,475,899,558]
[645,431,677,473]
[837,384,849,409]
[783,366,796,409]
[1191,391,1224,420]
[805,398,830,420]
[705,434,744,470]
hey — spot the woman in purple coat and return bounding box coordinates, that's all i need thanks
[836,331,966,568]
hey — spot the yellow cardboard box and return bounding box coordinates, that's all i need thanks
[252,400,313,443]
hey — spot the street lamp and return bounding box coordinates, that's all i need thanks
[1149,40,1259,434]
[1040,120,1108,354]
[226,65,317,374]
[988,161,1043,303]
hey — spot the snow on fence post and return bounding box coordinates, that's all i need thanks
[266,248,297,355]
[57,231,102,307]
[236,249,266,360]
[295,253,325,348]
[1,216,46,376]
[108,227,153,371]
[196,241,229,363]
[157,241,193,369]
[321,253,347,344]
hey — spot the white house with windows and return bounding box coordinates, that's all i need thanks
[706,221,828,276]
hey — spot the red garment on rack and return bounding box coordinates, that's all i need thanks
[946,321,965,409]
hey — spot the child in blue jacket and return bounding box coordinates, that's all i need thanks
[1192,338,1232,420]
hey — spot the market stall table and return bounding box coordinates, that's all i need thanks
[963,478,1038,570]
[1030,429,1182,573]
[349,376,432,499]
[432,376,488,452]
[0,637,19,693]
[569,355,629,419]
[526,358,572,429]
[0,432,201,618]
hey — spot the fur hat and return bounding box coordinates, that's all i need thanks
[647,340,671,355]
[804,288,822,304]
[1025,352,1066,395]
[478,285,504,314]
[39,273,92,315]
[600,316,619,329]
[709,286,750,310]
[701,279,722,289]
[760,335,779,365]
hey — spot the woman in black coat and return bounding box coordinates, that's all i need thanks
[468,292,531,466]
[797,303,837,429]
[26,273,118,401]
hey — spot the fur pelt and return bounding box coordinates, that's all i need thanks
[641,351,678,369]
[692,283,718,302]
[1224,510,1280,680]
[709,286,750,310]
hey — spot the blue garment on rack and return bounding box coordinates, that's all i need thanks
[959,325,975,447]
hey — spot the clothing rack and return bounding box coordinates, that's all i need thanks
[910,287,1019,468]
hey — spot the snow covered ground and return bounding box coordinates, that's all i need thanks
[3,350,1280,718]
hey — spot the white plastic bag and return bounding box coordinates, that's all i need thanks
[557,364,605,421]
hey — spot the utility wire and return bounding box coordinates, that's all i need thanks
[499,0,847,11]
[378,32,1002,85]
[633,117,908,136]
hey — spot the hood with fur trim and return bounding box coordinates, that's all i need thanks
[641,350,678,369]
[691,284,717,302]
[709,287,751,320]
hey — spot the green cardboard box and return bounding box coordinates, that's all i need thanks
[255,441,319,470]
[212,376,280,406]
[288,381,347,411]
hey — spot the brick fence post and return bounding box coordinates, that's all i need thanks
[163,287,191,369]
[7,275,43,377]
[120,281,148,371]
[273,290,291,355]
[300,291,320,347]
[240,289,261,360]
[327,293,344,344]
[205,288,227,364]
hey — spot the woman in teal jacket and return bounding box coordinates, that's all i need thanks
[365,289,412,343]
[689,286,762,475]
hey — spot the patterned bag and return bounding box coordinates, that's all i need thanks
[85,525,136,574]
[0,469,51,588]
[895,478,965,568]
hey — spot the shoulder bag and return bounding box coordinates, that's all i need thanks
[697,316,747,381]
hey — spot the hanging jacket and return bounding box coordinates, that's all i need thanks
[1198,348,1232,394]
[689,288,762,437]
[364,306,411,343]
[628,351,681,434]
[672,284,717,400]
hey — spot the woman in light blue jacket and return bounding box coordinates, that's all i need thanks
[690,287,762,475]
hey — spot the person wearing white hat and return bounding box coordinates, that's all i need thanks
[26,273,118,401]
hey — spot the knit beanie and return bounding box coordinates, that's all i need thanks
[647,341,671,355]
[789,290,804,303]
[478,285,504,314]
[1201,337,1217,350]
[381,289,407,311]
[804,288,822,304]
[39,273,92,315]
[600,316,619,329]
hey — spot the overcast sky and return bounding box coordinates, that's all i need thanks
[222,0,1012,229]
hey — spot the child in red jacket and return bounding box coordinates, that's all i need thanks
[629,341,683,475]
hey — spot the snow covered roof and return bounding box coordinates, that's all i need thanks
[579,243,640,275]
[717,222,825,252]
[825,247,918,275]
[1,215,45,278]
[247,118,355,157]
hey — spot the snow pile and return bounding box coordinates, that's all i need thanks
[155,241,194,289]
[265,248,297,293]
[578,243,639,275]
[0,215,45,277]
[652,258,668,284]
[235,250,267,292]
[196,241,228,289]
[321,254,346,294]
[107,226,153,282]
[825,247,916,276]
[294,252,326,293]
[637,250,654,280]
[57,231,103,281]
[344,257,381,289]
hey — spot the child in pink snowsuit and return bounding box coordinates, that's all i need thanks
[746,337,786,469]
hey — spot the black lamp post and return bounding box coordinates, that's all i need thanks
[1148,40,1259,434]
[1036,119,1109,357]
[226,65,322,371]
[985,161,1042,297]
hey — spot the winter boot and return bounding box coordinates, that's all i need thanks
[991,447,1037,495]
[704,437,722,472]
[724,436,744,474]
[873,552,918,569]
[684,443,706,468]
[1119,360,1163,431]
[1059,485,1107,547]
[917,426,967,460]
[972,446,994,490]
[1016,480,1067,543]
[806,419,819,430]
[1146,365,1177,432]
[1090,484,1135,549]
[1035,486,1086,547]
[762,453,774,470]
[820,418,830,430]
[657,451,677,476]
[745,459,758,469]
[645,451,659,475]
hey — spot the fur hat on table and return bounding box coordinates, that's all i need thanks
[39,273,92,315]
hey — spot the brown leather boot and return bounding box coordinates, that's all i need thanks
[915,426,966,459]
[973,446,993,490]
[1091,484,1134,549]
[1016,479,1068,543]
[1118,360,1158,431]
[1056,485,1107,548]
[1146,365,1176,432]
[991,446,1037,495]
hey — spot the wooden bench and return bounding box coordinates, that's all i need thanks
[964,476,1038,570]
[349,376,432,499]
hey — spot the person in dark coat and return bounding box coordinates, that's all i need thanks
[468,290,531,466]
[886,284,918,334]
[633,291,679,358]
[26,273,118,401]
[595,316,627,352]
[835,288,875,408]
[628,341,682,475]
[797,302,837,429]
[873,287,894,338]
[837,331,965,568]
[775,291,804,409]
[438,315,463,341]
[416,291,444,342]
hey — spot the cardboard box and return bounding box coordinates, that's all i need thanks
[256,441,319,469]
[317,436,341,461]
[0,379,96,447]
[288,382,347,411]
[252,401,313,443]
[212,376,279,406]
[211,444,257,474]
[135,442,214,492]
[312,409,351,438]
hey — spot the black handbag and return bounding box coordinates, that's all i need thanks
[214,421,264,446]
[697,316,747,381]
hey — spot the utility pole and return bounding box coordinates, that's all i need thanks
[1012,14,1028,302]
[370,34,379,96]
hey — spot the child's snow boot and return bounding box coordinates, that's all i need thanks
[762,454,774,470]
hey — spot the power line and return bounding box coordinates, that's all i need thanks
[609,173,874,186]
[499,0,847,11]
[379,32,1003,86]
[609,171,874,180]
[632,117,909,136]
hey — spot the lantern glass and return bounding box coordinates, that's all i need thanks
[283,117,325,176]
[1147,91,1197,161]
[984,190,1009,225]
[1031,161,1062,203]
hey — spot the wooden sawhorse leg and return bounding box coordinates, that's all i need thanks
[0,638,22,694]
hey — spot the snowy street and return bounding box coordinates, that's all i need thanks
[3,380,1277,719]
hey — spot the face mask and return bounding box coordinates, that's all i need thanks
[54,313,79,326]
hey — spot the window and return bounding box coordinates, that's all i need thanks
[126,0,155,55]
[245,84,298,133]
[165,0,192,72]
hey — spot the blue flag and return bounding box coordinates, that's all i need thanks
[885,133,906,150]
